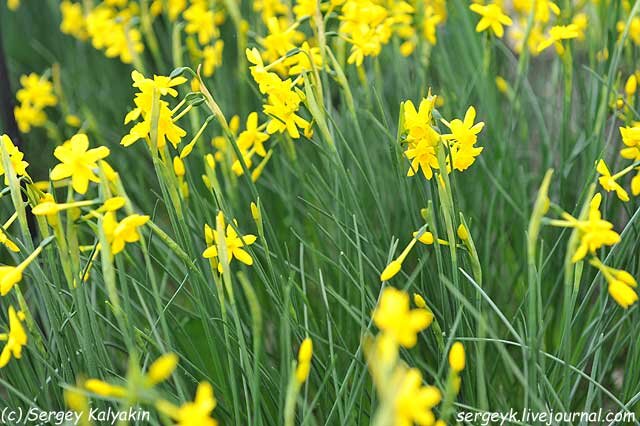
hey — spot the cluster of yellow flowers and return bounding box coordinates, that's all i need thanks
[59,0,145,64]
[13,73,58,133]
[400,92,484,180]
[467,1,586,57]
[542,185,638,309]
[598,74,640,202]
[122,71,188,150]
[84,353,219,425]
[366,287,465,425]
[59,0,227,73]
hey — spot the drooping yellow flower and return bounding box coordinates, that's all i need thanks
[0,306,27,368]
[596,159,630,202]
[102,212,150,255]
[537,24,582,54]
[157,382,218,426]
[50,134,110,194]
[202,213,257,273]
[373,287,432,348]
[0,134,29,184]
[590,258,638,309]
[393,367,442,426]
[469,3,513,38]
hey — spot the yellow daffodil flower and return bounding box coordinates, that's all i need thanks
[469,3,513,38]
[50,134,110,194]
[102,212,150,255]
[202,213,257,273]
[373,287,432,348]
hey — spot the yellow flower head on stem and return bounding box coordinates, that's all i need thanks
[157,382,218,426]
[0,134,29,184]
[596,159,630,202]
[469,3,513,38]
[393,367,441,426]
[103,212,150,255]
[202,212,257,273]
[373,287,432,348]
[50,134,110,194]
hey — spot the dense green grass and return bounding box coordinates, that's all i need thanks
[1,0,640,425]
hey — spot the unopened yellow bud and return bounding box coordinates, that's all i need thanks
[295,361,311,384]
[250,202,261,224]
[414,231,434,245]
[380,260,402,281]
[298,338,313,363]
[448,341,465,373]
[65,114,82,128]
[205,153,216,170]
[457,223,469,241]
[626,75,637,97]
[608,281,638,309]
[85,379,126,397]
[173,156,185,177]
[495,76,509,94]
[147,353,179,385]
[413,293,427,309]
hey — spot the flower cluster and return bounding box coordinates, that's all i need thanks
[544,191,638,309]
[366,287,454,425]
[13,73,58,133]
[246,48,312,140]
[85,353,219,425]
[85,2,144,64]
[503,0,585,56]
[400,93,484,180]
[121,71,188,150]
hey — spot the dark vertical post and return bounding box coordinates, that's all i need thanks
[0,9,21,146]
[0,10,36,236]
